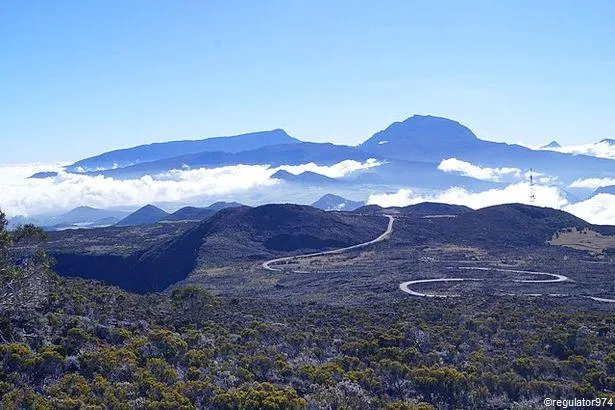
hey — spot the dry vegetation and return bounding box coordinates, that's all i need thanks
[550,228,615,254]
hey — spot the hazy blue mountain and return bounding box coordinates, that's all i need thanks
[50,114,615,190]
[359,115,615,183]
[89,142,376,179]
[29,171,59,179]
[13,206,131,231]
[50,206,128,226]
[206,201,244,211]
[162,207,217,222]
[349,159,504,190]
[541,141,561,149]
[116,205,169,227]
[66,129,300,172]
[161,201,243,222]
[311,194,364,211]
[272,170,340,185]
[50,217,123,231]
[593,185,615,196]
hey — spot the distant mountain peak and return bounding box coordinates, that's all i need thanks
[140,204,163,211]
[358,115,480,162]
[116,204,169,227]
[271,170,295,178]
[541,141,561,149]
[206,201,244,211]
[361,115,478,148]
[272,170,338,184]
[600,138,615,145]
[72,205,99,211]
[311,194,364,211]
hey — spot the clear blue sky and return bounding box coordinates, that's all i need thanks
[1,0,614,163]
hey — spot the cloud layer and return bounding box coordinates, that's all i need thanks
[0,160,381,218]
[275,158,382,178]
[564,194,615,226]
[542,140,615,160]
[569,177,615,190]
[368,183,567,210]
[438,158,521,182]
[367,184,615,225]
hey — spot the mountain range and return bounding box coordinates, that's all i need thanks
[8,206,130,231]
[66,129,300,172]
[16,114,614,230]
[31,115,614,190]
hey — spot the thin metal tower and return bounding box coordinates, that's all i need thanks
[529,168,535,205]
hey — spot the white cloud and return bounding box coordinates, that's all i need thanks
[368,183,567,210]
[542,141,615,160]
[569,177,615,189]
[0,165,277,218]
[0,162,69,180]
[564,194,615,225]
[367,189,415,208]
[437,158,521,182]
[275,158,382,178]
[367,183,615,225]
[0,159,382,218]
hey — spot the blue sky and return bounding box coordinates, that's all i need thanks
[1,0,614,163]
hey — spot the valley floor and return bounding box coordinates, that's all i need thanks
[180,218,615,308]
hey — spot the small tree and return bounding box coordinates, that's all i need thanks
[0,210,48,279]
[0,210,12,273]
[171,285,217,329]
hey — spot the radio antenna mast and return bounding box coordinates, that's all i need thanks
[529,168,535,205]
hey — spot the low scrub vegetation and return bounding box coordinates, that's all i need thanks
[2,210,614,408]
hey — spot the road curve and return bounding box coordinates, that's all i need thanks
[455,267,570,283]
[401,266,614,303]
[399,278,483,298]
[262,214,395,272]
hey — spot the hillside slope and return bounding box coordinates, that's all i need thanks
[393,203,595,247]
[356,202,472,217]
[50,204,387,292]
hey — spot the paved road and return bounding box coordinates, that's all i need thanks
[262,214,395,272]
[259,214,614,303]
[456,267,569,283]
[399,278,483,298]
[400,266,615,303]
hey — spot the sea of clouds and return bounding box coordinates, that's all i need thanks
[367,185,615,225]
[1,157,614,226]
[368,158,615,225]
[0,159,381,218]
[437,158,556,184]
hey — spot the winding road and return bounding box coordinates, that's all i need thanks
[260,213,614,303]
[400,267,615,303]
[262,214,395,272]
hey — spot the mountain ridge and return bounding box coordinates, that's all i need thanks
[67,129,300,172]
[116,204,169,227]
